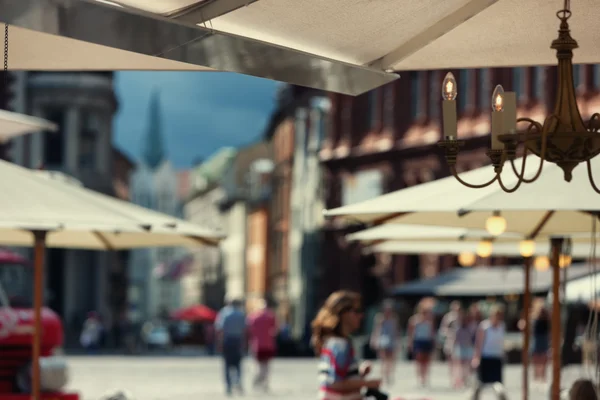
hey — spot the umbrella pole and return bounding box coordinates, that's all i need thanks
[550,237,564,400]
[522,256,532,400]
[32,230,47,400]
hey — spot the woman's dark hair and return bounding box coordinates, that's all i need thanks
[569,379,598,400]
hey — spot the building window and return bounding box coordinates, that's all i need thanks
[593,65,600,89]
[458,69,470,113]
[367,89,380,129]
[43,108,65,166]
[383,84,395,128]
[531,67,545,101]
[479,68,491,110]
[79,111,98,170]
[513,68,526,101]
[410,72,422,120]
[574,65,581,91]
[429,71,440,120]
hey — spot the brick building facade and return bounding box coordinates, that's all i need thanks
[320,65,600,298]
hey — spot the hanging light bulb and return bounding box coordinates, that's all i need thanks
[485,211,507,236]
[519,240,536,258]
[458,252,476,267]
[559,254,573,269]
[492,85,505,112]
[442,72,458,101]
[476,240,493,258]
[534,256,550,271]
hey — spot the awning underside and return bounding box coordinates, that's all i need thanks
[1,0,595,95]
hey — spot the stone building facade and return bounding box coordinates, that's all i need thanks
[321,65,600,298]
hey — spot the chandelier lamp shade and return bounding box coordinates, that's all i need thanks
[438,0,600,193]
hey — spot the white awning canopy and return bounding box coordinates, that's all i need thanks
[325,157,600,238]
[0,0,396,95]
[0,161,222,249]
[2,0,593,95]
[0,109,57,141]
[372,240,593,258]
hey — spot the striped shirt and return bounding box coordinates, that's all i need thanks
[317,337,361,400]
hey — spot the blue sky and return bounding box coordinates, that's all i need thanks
[112,71,280,169]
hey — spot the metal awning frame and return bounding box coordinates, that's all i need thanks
[0,0,398,95]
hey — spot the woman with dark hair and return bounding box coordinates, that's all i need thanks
[312,291,381,400]
[569,379,598,400]
[407,302,435,388]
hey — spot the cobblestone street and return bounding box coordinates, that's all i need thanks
[64,356,591,400]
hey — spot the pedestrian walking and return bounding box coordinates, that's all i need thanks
[247,298,277,392]
[80,311,102,354]
[370,299,400,387]
[312,290,381,400]
[407,302,435,388]
[530,304,550,384]
[215,298,247,396]
[450,308,474,389]
[439,301,461,385]
[472,305,506,389]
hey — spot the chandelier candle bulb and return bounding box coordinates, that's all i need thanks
[490,85,505,150]
[503,92,517,134]
[441,72,458,139]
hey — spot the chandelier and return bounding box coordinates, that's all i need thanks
[438,0,600,193]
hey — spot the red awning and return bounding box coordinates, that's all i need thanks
[170,305,217,323]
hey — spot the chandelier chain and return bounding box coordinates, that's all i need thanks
[3,24,7,80]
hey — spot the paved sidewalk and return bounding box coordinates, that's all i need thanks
[64,356,590,400]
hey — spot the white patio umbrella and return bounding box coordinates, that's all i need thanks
[0,0,593,95]
[0,109,57,140]
[371,240,593,259]
[325,157,600,239]
[0,0,395,95]
[0,159,222,400]
[326,156,600,400]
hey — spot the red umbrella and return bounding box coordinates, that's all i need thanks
[171,305,217,323]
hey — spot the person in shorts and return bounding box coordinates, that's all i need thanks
[370,299,400,387]
[408,302,435,387]
[472,305,506,388]
[247,298,277,392]
[451,308,475,388]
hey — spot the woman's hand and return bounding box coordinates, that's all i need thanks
[471,356,480,369]
[359,361,372,377]
[364,379,382,389]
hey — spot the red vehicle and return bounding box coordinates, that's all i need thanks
[0,250,78,400]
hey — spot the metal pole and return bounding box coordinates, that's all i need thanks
[32,230,47,400]
[550,237,564,400]
[522,256,532,400]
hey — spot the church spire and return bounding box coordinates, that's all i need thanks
[142,89,166,169]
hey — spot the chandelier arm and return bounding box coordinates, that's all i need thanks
[450,165,498,188]
[509,115,554,184]
[498,149,529,193]
[586,160,600,194]
[588,113,600,133]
